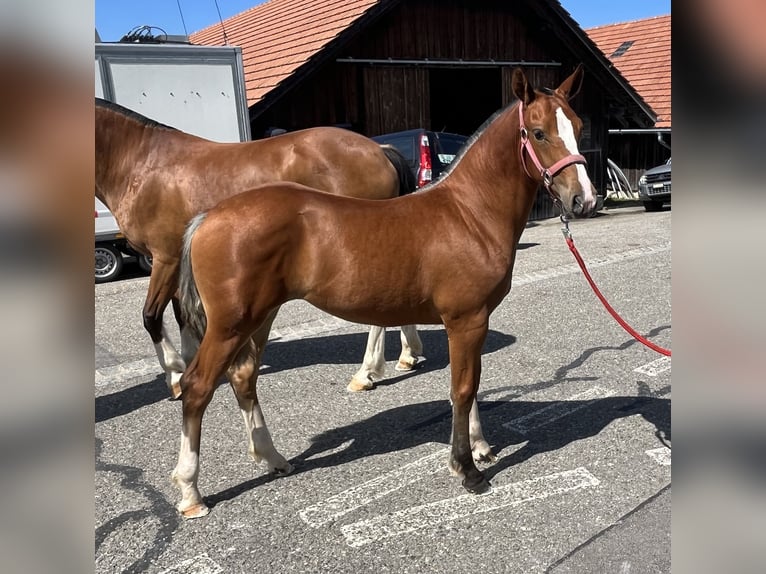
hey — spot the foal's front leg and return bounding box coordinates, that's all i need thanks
[446,319,491,494]
[227,311,293,476]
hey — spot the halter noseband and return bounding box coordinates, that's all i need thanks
[518,103,587,194]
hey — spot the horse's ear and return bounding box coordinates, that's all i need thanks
[512,68,536,105]
[556,64,584,100]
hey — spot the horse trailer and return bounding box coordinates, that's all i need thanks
[94,41,251,282]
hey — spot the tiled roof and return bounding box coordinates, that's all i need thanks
[586,15,671,127]
[190,0,380,106]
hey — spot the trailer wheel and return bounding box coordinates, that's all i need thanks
[95,244,123,283]
[138,254,153,274]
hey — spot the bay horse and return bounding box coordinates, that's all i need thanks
[175,66,596,517]
[95,98,423,396]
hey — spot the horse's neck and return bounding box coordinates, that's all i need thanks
[446,108,539,235]
[95,114,164,210]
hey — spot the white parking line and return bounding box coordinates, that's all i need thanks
[341,467,600,547]
[503,386,616,434]
[158,553,223,574]
[645,447,671,466]
[513,243,670,287]
[634,356,671,377]
[299,447,448,527]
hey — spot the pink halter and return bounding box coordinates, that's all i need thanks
[518,103,586,192]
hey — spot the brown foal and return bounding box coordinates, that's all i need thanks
[175,66,597,517]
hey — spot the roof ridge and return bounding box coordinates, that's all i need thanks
[586,13,670,31]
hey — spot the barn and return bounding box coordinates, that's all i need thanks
[191,0,655,219]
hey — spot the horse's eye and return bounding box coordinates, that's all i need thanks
[533,130,545,141]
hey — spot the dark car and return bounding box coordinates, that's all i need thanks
[372,129,468,188]
[638,158,671,211]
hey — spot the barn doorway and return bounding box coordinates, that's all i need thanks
[429,67,502,137]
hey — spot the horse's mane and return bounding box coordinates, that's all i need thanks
[95,97,177,131]
[420,97,521,189]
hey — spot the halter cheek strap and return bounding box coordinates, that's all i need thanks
[518,103,586,192]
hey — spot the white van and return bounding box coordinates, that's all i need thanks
[95,198,152,283]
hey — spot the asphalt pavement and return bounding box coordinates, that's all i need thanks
[95,204,671,574]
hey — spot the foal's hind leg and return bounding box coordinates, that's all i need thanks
[172,295,199,368]
[395,325,424,371]
[348,325,387,391]
[172,324,246,518]
[142,258,185,398]
[227,311,293,476]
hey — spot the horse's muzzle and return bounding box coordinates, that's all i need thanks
[571,194,595,217]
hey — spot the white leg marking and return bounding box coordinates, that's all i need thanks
[340,467,600,547]
[556,107,595,205]
[171,427,205,515]
[503,386,615,434]
[299,446,448,527]
[469,399,494,461]
[634,356,671,377]
[154,326,186,393]
[349,325,387,390]
[240,399,292,474]
[645,447,671,466]
[396,325,424,371]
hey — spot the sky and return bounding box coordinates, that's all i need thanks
[95,0,670,42]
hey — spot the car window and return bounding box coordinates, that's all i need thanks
[433,134,467,167]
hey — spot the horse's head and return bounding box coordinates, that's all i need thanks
[512,65,597,218]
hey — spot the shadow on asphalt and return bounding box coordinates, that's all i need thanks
[94,328,516,423]
[204,391,670,509]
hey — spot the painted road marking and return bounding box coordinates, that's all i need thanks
[341,467,600,547]
[513,243,670,287]
[634,356,672,377]
[299,447,448,527]
[646,447,671,466]
[503,386,616,434]
[158,553,223,574]
[95,357,160,387]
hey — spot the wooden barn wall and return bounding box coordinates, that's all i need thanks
[351,0,548,62]
[364,67,430,134]
[252,65,362,136]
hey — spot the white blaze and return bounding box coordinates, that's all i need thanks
[555,107,595,206]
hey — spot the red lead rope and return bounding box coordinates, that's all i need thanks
[562,225,672,357]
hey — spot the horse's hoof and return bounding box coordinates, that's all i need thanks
[179,502,210,519]
[463,475,492,495]
[347,377,374,392]
[473,451,498,464]
[472,443,497,464]
[170,381,183,400]
[271,462,294,477]
[395,357,420,371]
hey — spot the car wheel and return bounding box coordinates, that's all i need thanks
[95,244,123,283]
[644,201,663,212]
[138,254,153,273]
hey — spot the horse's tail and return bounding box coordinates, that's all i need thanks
[179,213,208,346]
[380,144,417,196]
